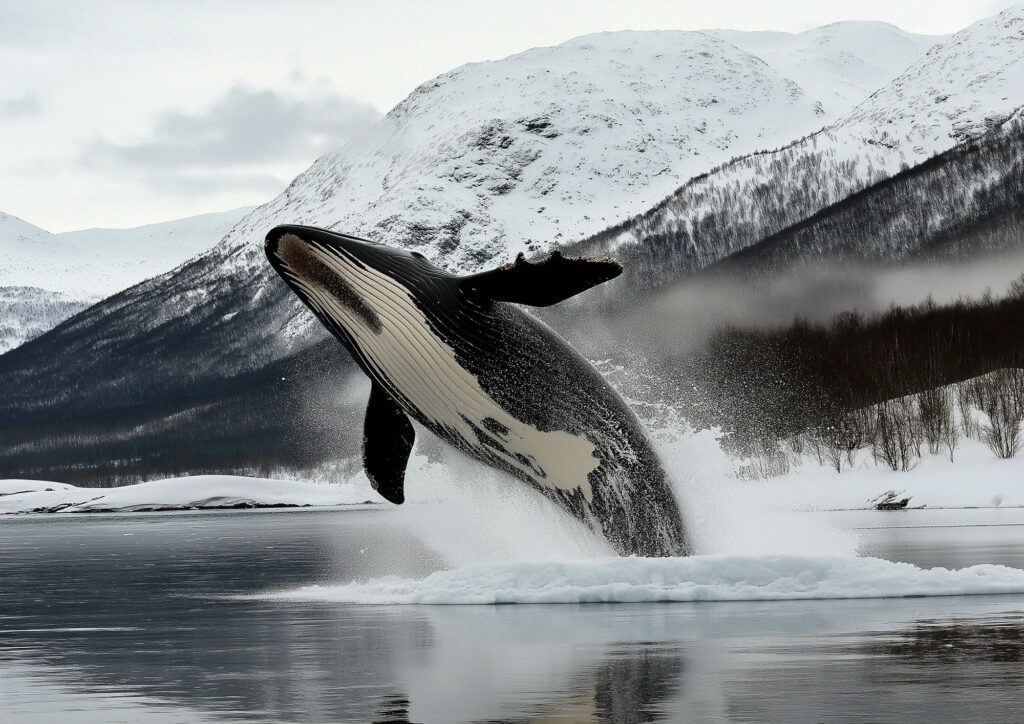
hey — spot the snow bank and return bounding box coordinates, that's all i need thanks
[738,434,1024,512]
[0,479,77,496]
[0,475,374,515]
[257,554,1024,605]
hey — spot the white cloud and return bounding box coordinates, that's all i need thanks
[80,85,380,196]
[0,92,42,117]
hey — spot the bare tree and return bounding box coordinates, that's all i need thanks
[873,397,921,472]
[737,437,792,480]
[956,382,978,439]
[917,386,955,458]
[979,369,1024,459]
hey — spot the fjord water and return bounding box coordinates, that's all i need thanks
[2,508,1024,723]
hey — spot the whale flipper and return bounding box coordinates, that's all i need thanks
[363,381,415,504]
[461,250,622,307]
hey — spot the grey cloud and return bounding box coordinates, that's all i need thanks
[0,3,62,47]
[0,92,42,117]
[81,84,381,195]
[138,170,286,197]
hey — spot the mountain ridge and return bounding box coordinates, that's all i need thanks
[566,5,1024,300]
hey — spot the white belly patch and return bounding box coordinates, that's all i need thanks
[280,242,600,500]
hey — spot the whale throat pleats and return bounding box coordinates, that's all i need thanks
[307,244,601,501]
[275,233,382,333]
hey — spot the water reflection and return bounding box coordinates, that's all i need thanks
[394,605,691,722]
[861,616,1024,665]
[2,511,1024,722]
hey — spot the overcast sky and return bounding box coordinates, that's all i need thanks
[0,0,1016,232]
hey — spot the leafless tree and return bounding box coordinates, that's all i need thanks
[917,386,955,457]
[956,382,978,439]
[979,369,1024,459]
[873,397,921,471]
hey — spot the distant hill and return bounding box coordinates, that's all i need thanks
[0,207,253,353]
[0,207,254,297]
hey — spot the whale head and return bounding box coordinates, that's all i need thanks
[265,224,449,343]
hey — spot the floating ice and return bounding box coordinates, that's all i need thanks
[258,554,1024,605]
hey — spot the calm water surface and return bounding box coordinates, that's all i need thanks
[2,507,1023,723]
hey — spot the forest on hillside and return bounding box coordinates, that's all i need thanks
[713,116,1024,276]
[677,278,1024,474]
[565,112,1023,308]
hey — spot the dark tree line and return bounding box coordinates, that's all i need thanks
[680,279,1024,465]
[0,336,364,486]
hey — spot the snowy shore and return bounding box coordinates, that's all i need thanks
[3,429,1021,518]
[0,475,375,515]
[731,434,1024,512]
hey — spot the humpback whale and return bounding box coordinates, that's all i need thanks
[266,225,689,557]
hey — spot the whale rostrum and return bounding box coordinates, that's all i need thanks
[266,225,689,557]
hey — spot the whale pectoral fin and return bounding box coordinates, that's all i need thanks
[363,382,415,505]
[459,250,622,307]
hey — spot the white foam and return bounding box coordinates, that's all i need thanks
[258,554,1024,605]
[656,426,860,557]
[392,448,614,565]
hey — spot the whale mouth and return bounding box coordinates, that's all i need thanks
[268,231,383,334]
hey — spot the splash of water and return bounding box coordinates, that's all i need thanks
[283,395,1021,606]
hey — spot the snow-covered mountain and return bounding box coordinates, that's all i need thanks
[3,10,1020,484]
[0,207,253,353]
[0,207,255,298]
[213,23,936,280]
[0,22,933,358]
[706,21,941,119]
[108,21,939,354]
[570,5,1024,293]
[843,8,1024,154]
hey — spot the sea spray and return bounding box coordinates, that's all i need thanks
[652,424,859,557]
[391,448,612,566]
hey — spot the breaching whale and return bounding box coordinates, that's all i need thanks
[265,225,689,557]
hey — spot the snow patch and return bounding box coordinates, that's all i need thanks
[0,475,373,514]
[0,206,253,298]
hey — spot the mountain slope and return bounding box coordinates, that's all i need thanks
[0,287,92,355]
[227,27,924,278]
[0,207,255,298]
[706,21,940,119]
[0,207,254,354]
[567,5,1024,300]
[708,111,1024,276]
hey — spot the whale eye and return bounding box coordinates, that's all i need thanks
[410,251,426,261]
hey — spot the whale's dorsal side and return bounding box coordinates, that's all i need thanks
[460,250,622,307]
[362,380,415,504]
